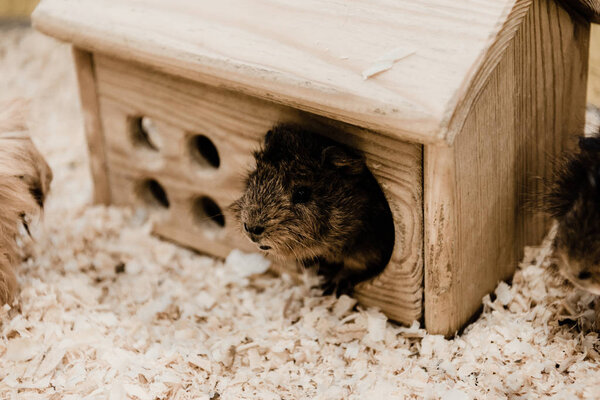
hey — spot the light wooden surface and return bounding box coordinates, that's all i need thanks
[425,0,588,336]
[72,48,111,205]
[0,0,39,17]
[588,24,600,106]
[444,0,532,143]
[33,0,520,146]
[93,55,424,324]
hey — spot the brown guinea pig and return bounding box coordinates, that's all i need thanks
[232,123,395,296]
[546,135,600,295]
[0,99,53,305]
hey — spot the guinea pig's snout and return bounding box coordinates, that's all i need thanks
[241,205,273,250]
[243,222,270,249]
[556,249,600,295]
[571,266,600,295]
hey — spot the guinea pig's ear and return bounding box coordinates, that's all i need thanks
[321,146,365,175]
[578,136,600,152]
[263,129,275,148]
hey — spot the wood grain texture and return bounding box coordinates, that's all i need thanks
[32,0,518,145]
[445,0,532,143]
[425,0,589,336]
[588,24,600,106]
[72,48,111,205]
[94,55,424,324]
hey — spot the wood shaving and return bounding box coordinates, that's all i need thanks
[1,27,600,399]
[361,47,416,80]
[224,249,271,280]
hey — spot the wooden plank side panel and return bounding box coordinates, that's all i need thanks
[94,55,424,324]
[95,55,291,259]
[514,0,589,247]
[72,48,111,204]
[425,0,589,336]
[445,0,532,143]
[425,49,517,335]
[588,24,600,106]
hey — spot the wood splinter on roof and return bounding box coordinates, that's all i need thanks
[361,48,417,80]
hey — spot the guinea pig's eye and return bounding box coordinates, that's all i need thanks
[292,186,312,204]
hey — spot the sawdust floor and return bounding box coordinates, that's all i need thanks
[1,27,600,400]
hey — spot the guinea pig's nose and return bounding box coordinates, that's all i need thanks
[578,270,592,280]
[244,223,264,236]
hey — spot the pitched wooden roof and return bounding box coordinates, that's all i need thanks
[33,0,538,144]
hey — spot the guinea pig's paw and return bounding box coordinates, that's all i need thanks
[334,277,354,297]
[319,273,354,297]
[320,279,337,296]
[320,278,354,297]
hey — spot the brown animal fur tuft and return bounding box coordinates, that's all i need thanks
[544,134,600,295]
[0,99,52,305]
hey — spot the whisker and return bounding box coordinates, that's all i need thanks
[191,213,226,223]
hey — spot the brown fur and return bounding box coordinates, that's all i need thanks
[232,123,394,295]
[546,135,600,295]
[0,99,52,305]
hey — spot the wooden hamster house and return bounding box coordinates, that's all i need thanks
[33,0,597,335]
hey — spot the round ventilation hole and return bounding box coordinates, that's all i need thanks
[130,116,160,151]
[138,178,170,209]
[192,196,225,229]
[189,135,220,169]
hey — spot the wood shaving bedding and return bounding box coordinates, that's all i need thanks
[1,27,600,399]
